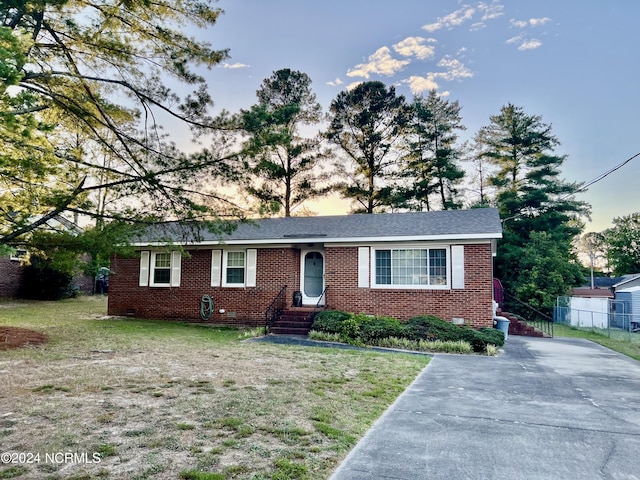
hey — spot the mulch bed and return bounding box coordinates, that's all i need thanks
[0,326,48,350]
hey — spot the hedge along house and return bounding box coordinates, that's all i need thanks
[107,208,503,330]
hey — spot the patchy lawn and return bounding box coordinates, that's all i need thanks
[0,297,429,479]
[553,323,640,361]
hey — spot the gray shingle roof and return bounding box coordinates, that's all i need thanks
[135,208,502,246]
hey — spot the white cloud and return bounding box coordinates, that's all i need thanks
[346,46,410,78]
[402,74,439,95]
[326,78,344,87]
[467,1,504,31]
[529,17,551,26]
[518,39,542,50]
[510,19,528,28]
[506,34,524,44]
[346,81,363,91]
[479,1,504,21]
[222,62,249,69]
[433,57,473,81]
[511,17,552,28]
[422,5,476,32]
[506,34,543,50]
[393,36,436,60]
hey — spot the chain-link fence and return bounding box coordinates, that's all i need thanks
[555,296,640,343]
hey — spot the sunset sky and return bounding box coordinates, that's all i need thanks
[193,0,640,232]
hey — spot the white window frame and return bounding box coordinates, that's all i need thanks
[370,245,451,290]
[222,250,247,287]
[213,249,257,288]
[145,250,181,287]
[150,251,172,287]
[9,248,28,262]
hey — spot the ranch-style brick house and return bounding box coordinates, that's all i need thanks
[107,208,503,329]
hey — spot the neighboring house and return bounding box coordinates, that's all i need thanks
[107,208,503,329]
[0,254,26,297]
[0,216,94,298]
[613,274,640,292]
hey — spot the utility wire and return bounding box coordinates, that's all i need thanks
[574,151,640,194]
[502,151,640,224]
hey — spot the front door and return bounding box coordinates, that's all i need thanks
[301,250,325,305]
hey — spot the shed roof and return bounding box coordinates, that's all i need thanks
[572,288,614,299]
[135,208,503,246]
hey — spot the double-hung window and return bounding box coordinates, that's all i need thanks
[140,250,181,287]
[373,247,449,288]
[152,252,172,285]
[225,251,246,285]
[214,249,256,287]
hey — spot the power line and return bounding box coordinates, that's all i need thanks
[502,151,640,224]
[575,151,640,194]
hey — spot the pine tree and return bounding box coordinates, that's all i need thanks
[325,81,408,213]
[399,90,465,211]
[1,0,238,246]
[475,104,589,310]
[239,69,328,217]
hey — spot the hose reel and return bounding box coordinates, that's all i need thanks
[200,294,214,321]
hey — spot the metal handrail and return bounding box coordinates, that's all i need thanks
[264,285,287,334]
[309,286,328,324]
[502,290,554,337]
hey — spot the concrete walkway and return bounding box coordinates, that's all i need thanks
[330,336,640,480]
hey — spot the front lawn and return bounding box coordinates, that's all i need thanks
[553,323,640,361]
[0,297,429,479]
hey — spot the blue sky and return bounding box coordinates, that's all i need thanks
[196,0,640,232]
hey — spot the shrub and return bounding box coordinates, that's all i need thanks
[308,331,342,343]
[19,257,75,300]
[311,310,351,334]
[358,315,404,343]
[339,316,362,344]
[403,315,461,341]
[312,310,502,355]
[373,337,473,354]
[479,327,505,347]
[458,327,505,353]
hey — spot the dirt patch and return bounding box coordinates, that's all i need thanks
[0,326,48,350]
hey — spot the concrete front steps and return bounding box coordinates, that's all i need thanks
[269,307,316,335]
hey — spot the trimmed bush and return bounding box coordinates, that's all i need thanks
[458,327,505,352]
[478,327,505,347]
[358,315,404,343]
[312,310,502,354]
[311,310,351,334]
[403,315,462,341]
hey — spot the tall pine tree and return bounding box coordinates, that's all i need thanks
[239,69,328,217]
[399,90,465,211]
[325,81,408,213]
[475,104,588,310]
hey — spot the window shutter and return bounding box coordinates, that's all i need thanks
[246,249,257,287]
[139,251,150,287]
[358,247,370,288]
[171,251,182,287]
[451,245,465,289]
[211,250,222,287]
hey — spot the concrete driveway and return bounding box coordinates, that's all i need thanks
[330,336,640,480]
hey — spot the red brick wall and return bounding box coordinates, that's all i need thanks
[108,248,300,326]
[0,257,24,298]
[324,244,494,328]
[109,243,494,328]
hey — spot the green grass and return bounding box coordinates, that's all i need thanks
[0,297,429,479]
[554,324,640,360]
[0,297,240,362]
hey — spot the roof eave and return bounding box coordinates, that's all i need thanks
[131,232,503,248]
